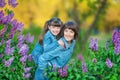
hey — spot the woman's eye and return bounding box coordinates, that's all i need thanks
[70,30,74,33]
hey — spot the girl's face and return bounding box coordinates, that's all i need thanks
[49,26,61,36]
[64,28,75,43]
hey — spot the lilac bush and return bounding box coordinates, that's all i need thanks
[0,0,35,79]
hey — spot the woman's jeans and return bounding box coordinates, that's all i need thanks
[35,68,48,80]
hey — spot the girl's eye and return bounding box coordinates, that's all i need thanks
[52,26,55,28]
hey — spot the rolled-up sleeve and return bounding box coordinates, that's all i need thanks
[38,46,62,69]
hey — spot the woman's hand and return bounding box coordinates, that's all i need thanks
[58,39,65,48]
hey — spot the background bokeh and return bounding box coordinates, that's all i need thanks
[3,0,120,58]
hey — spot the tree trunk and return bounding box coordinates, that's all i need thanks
[81,0,107,52]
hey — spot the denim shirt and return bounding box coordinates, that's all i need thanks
[50,37,75,68]
[38,37,75,69]
[43,30,59,53]
[32,30,59,64]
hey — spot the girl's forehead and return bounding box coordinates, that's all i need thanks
[50,25,61,28]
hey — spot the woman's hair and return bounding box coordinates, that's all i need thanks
[58,20,79,40]
[39,17,63,45]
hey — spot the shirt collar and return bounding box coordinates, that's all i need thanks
[61,37,75,49]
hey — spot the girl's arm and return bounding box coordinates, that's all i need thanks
[38,46,62,69]
[31,42,43,63]
[39,45,62,61]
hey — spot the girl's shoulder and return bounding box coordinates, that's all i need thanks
[44,30,53,38]
[44,30,51,37]
[44,30,56,41]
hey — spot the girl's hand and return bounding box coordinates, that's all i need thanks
[58,39,65,48]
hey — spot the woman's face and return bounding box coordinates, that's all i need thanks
[64,28,75,42]
[49,26,61,36]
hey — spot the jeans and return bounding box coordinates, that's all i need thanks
[35,68,49,80]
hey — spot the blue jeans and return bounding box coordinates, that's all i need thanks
[35,68,48,80]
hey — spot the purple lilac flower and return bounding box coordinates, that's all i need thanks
[24,67,32,73]
[17,22,23,32]
[0,0,6,8]
[7,13,14,22]
[89,38,98,51]
[19,44,29,56]
[17,34,24,48]
[77,54,83,61]
[10,19,23,32]
[114,44,120,55]
[10,19,17,26]
[20,55,27,65]
[6,39,11,46]
[2,13,14,24]
[9,32,15,39]
[5,39,14,55]
[27,54,32,61]
[106,58,113,68]
[112,29,120,43]
[92,58,97,63]
[82,61,88,72]
[112,29,120,55]
[0,54,3,58]
[58,65,68,77]
[25,33,34,43]
[20,55,27,62]
[5,47,14,55]
[4,56,14,67]
[8,0,18,8]
[0,13,14,24]
[0,25,7,37]
[0,10,4,22]
[23,73,31,79]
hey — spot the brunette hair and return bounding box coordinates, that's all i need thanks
[58,20,79,40]
[39,17,63,45]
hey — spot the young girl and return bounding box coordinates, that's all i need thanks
[35,21,79,80]
[32,17,63,64]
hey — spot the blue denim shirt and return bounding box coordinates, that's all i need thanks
[38,37,75,69]
[32,30,59,64]
[32,42,43,64]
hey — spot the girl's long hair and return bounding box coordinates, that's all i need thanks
[39,17,63,45]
